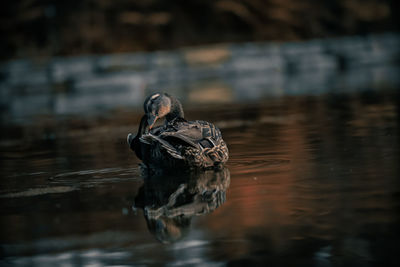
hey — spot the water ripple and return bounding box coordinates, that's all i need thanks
[0,186,77,198]
[228,152,290,174]
[51,167,129,178]
[48,167,142,187]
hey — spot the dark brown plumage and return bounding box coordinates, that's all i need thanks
[127,93,229,171]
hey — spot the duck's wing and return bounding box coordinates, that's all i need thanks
[193,120,229,164]
[160,125,202,147]
[140,120,228,166]
[140,133,184,159]
[158,120,211,148]
[195,120,224,147]
[160,120,229,163]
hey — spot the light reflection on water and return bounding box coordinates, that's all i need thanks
[0,91,399,266]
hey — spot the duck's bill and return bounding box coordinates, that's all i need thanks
[147,114,158,129]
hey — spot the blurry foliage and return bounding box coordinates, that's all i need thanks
[0,0,398,60]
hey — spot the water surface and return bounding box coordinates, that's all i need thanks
[1,91,399,266]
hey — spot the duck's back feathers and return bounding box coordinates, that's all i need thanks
[139,119,228,170]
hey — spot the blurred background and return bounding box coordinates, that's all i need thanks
[1,1,400,266]
[0,0,399,127]
[1,0,400,126]
[1,0,399,59]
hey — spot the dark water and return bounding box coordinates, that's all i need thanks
[1,91,399,266]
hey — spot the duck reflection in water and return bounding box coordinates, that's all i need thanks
[134,167,230,243]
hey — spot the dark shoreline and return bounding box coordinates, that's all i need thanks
[1,0,399,60]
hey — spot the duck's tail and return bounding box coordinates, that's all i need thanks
[127,133,135,150]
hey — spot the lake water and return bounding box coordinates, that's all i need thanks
[1,89,399,266]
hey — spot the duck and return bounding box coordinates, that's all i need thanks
[127,92,229,171]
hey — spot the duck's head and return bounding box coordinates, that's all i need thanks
[144,93,184,129]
